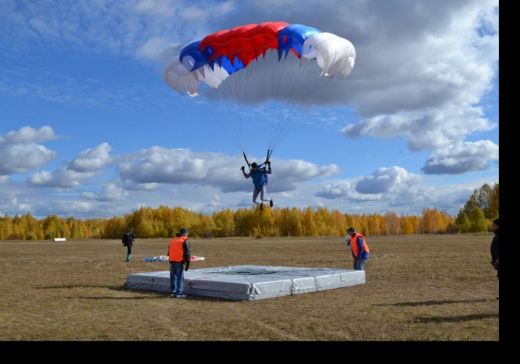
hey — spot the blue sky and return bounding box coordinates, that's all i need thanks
[0,0,498,218]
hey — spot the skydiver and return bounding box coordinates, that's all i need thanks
[241,161,273,210]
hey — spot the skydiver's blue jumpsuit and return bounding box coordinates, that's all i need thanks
[242,165,272,205]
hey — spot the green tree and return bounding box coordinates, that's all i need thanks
[469,207,488,233]
[455,210,471,233]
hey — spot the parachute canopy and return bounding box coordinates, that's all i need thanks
[164,22,356,97]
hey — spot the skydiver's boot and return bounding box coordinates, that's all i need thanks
[270,199,273,208]
[260,203,263,211]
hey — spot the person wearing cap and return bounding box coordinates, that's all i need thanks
[241,161,273,210]
[344,227,370,270]
[490,218,499,281]
[167,227,191,298]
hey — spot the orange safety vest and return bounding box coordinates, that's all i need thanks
[168,236,188,262]
[350,232,369,256]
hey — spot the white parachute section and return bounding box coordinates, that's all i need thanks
[163,59,200,96]
[163,32,356,97]
[301,32,356,77]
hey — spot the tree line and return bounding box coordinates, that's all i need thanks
[0,183,498,240]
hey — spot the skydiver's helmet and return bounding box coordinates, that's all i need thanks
[251,162,258,169]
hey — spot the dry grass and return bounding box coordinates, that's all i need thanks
[0,234,498,341]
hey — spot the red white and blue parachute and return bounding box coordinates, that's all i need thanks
[164,22,356,96]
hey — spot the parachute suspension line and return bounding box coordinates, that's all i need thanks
[228,62,249,153]
[211,72,247,153]
[267,51,291,150]
[267,55,314,150]
[195,96,244,152]
[271,56,332,149]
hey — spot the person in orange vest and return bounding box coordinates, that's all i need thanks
[344,227,370,270]
[167,227,191,298]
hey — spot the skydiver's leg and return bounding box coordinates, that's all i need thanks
[259,185,273,205]
[252,187,261,205]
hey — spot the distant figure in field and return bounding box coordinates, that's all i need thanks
[122,229,136,262]
[241,161,273,210]
[167,228,191,298]
[344,227,370,270]
[490,218,499,281]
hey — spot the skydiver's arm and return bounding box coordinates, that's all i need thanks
[241,167,251,178]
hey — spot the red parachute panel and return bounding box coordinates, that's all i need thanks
[200,22,289,66]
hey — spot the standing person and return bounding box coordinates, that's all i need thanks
[167,228,191,298]
[241,161,273,210]
[344,227,370,270]
[490,218,499,281]
[122,229,136,262]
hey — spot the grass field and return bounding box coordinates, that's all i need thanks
[0,234,498,341]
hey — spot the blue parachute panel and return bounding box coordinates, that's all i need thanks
[277,24,321,57]
[179,40,207,71]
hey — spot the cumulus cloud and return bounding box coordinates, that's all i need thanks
[118,146,339,192]
[0,126,57,176]
[68,143,112,172]
[0,0,234,60]
[316,180,382,201]
[29,143,112,188]
[0,189,32,216]
[356,166,419,194]
[316,166,420,200]
[82,182,128,201]
[421,140,498,174]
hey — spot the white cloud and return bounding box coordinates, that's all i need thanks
[356,166,419,194]
[0,125,57,144]
[0,126,57,176]
[136,37,173,60]
[422,140,498,174]
[82,182,128,201]
[29,143,112,188]
[316,180,382,201]
[316,166,420,200]
[118,146,339,192]
[0,0,233,60]
[312,166,496,215]
[68,143,112,172]
[0,189,31,216]
[135,0,177,17]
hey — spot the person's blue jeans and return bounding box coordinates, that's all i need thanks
[170,262,185,295]
[353,258,367,271]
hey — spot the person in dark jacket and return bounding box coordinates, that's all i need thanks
[490,218,499,280]
[167,228,191,298]
[122,229,136,262]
